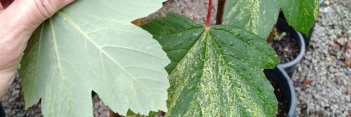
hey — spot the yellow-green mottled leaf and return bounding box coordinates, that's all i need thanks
[224,0,319,38]
[281,0,319,35]
[20,0,170,116]
[142,13,279,116]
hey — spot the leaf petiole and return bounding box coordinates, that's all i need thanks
[205,0,213,27]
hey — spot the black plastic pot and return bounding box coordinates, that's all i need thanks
[0,103,5,117]
[275,18,306,77]
[264,67,297,117]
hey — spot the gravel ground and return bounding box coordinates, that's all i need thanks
[0,76,110,117]
[1,76,42,117]
[292,0,351,116]
[146,0,217,25]
[2,0,350,117]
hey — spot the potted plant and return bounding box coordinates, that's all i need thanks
[13,0,319,116]
[268,18,307,77]
[138,0,317,116]
[223,0,318,78]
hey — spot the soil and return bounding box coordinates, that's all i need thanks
[268,26,300,64]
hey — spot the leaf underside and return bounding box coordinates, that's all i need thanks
[20,0,170,116]
[224,0,319,39]
[142,13,280,117]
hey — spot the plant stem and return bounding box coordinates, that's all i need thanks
[205,0,213,27]
[216,0,226,25]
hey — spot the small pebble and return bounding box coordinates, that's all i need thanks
[344,57,351,67]
[324,0,330,6]
[336,38,348,45]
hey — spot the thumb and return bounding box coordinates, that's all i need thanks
[30,0,75,20]
[2,0,75,29]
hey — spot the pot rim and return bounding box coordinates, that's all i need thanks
[276,66,297,117]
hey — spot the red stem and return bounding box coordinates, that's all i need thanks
[205,0,213,27]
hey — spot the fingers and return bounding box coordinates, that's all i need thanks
[32,0,75,19]
[1,0,75,30]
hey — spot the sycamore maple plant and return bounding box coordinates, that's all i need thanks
[19,0,319,116]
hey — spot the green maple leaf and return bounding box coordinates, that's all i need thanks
[224,0,319,39]
[142,13,279,116]
[20,0,170,116]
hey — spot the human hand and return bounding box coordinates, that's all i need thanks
[0,0,75,98]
